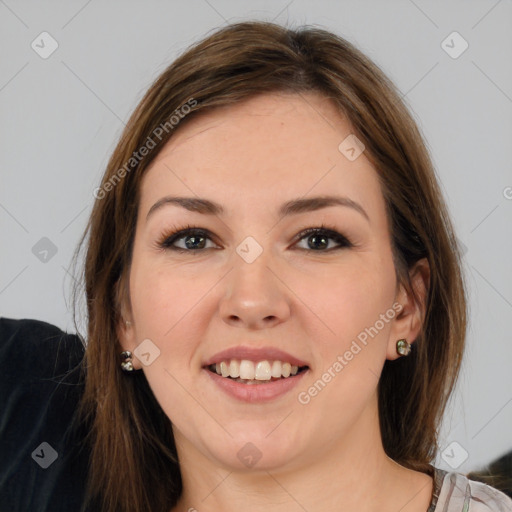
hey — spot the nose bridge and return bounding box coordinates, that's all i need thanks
[218,235,291,328]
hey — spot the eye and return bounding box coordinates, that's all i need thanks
[156,225,218,252]
[293,225,353,252]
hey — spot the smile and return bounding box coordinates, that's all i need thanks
[203,362,309,403]
[207,359,309,383]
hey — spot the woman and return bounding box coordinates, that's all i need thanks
[1,20,511,512]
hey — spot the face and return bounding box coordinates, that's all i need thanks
[118,91,426,472]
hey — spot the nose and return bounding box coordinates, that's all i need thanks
[218,247,291,330]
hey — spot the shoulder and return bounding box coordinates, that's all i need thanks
[436,469,512,511]
[0,316,85,371]
[0,317,88,511]
[0,316,86,411]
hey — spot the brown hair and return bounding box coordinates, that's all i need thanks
[72,20,468,511]
[467,451,512,498]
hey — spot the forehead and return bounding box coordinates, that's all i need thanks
[139,92,384,220]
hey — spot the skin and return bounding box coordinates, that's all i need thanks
[117,91,432,512]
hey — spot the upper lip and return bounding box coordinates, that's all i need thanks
[203,346,309,368]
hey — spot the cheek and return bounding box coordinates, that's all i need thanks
[294,255,397,356]
[128,261,196,375]
[128,263,208,423]
[130,258,205,337]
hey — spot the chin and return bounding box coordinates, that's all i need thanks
[202,429,306,472]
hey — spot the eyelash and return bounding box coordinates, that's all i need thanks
[155,223,354,254]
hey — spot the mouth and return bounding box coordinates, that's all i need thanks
[205,359,309,384]
[202,345,310,402]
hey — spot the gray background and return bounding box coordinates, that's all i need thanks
[1,0,511,474]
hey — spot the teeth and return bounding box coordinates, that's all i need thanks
[211,359,305,380]
[239,360,254,379]
[229,359,240,378]
[220,361,229,378]
[255,361,271,380]
[271,360,282,378]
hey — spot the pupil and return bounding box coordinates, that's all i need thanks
[309,234,328,250]
[185,235,205,249]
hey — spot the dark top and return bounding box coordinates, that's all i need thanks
[1,318,511,511]
[0,317,89,512]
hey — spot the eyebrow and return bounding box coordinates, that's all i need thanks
[146,195,369,222]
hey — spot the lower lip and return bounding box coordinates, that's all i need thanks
[203,368,308,403]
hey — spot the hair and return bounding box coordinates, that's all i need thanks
[467,451,512,498]
[71,19,468,512]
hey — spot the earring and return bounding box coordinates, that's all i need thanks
[120,350,134,371]
[396,339,411,356]
[125,320,131,327]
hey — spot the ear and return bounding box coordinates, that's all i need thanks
[386,257,430,360]
[114,273,142,370]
